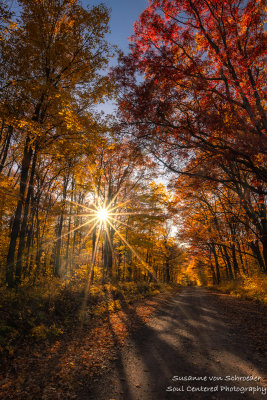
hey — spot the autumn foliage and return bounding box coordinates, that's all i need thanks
[0,0,185,292]
[114,0,266,285]
[0,0,266,398]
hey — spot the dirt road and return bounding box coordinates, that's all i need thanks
[86,287,266,400]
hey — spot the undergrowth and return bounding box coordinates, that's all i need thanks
[0,278,175,358]
[214,273,267,304]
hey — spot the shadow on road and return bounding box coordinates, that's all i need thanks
[86,287,266,400]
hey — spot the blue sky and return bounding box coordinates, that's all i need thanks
[82,1,148,113]
[83,0,148,54]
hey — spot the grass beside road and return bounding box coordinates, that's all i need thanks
[213,273,267,304]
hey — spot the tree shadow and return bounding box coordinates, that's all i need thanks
[88,286,266,400]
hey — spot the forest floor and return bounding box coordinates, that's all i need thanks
[0,286,266,399]
[0,284,178,399]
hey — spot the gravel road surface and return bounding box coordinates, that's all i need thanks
[87,287,266,400]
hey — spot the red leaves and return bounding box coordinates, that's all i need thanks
[113,0,266,189]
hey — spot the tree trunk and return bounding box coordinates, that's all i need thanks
[0,125,13,173]
[103,229,113,279]
[221,245,233,280]
[211,244,221,284]
[65,177,74,275]
[54,175,68,277]
[231,244,240,277]
[250,240,266,273]
[6,135,33,287]
[260,219,267,272]
[15,144,38,284]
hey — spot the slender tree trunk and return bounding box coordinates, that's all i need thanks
[211,243,221,284]
[236,241,247,274]
[0,125,13,173]
[209,262,216,285]
[92,227,96,260]
[260,220,267,273]
[165,259,170,282]
[54,175,68,277]
[231,244,240,277]
[23,207,35,278]
[103,189,114,279]
[65,177,74,274]
[250,240,266,272]
[35,204,42,276]
[222,245,234,280]
[5,94,45,287]
[103,229,113,279]
[6,135,33,287]
[15,144,38,284]
[218,246,229,280]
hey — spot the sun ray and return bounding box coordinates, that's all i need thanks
[45,216,99,247]
[104,220,115,259]
[108,211,147,216]
[66,199,97,213]
[76,218,100,253]
[108,215,134,230]
[92,221,102,265]
[63,213,102,218]
[107,219,157,281]
[7,215,100,276]
[104,186,124,210]
[105,199,131,213]
[80,220,103,327]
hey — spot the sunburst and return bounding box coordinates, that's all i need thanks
[97,207,109,221]
[70,194,157,279]
[64,189,160,326]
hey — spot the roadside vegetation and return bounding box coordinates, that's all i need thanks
[214,273,267,304]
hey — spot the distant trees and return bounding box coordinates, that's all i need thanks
[76,143,186,284]
[173,175,266,284]
[114,0,266,283]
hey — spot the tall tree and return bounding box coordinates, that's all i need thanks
[113,0,266,273]
[4,0,114,287]
[114,0,266,180]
